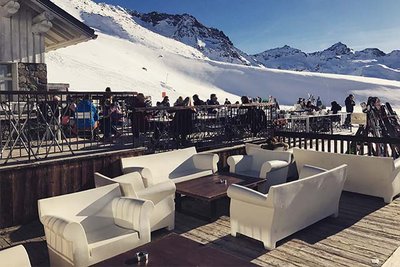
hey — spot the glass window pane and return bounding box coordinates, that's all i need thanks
[0,80,13,91]
[0,64,12,79]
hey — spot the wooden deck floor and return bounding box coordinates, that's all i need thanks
[1,192,400,266]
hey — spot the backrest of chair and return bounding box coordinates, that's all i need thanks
[245,144,291,169]
[94,172,144,197]
[298,165,327,179]
[38,184,121,221]
[293,148,394,195]
[267,165,347,227]
[121,147,197,178]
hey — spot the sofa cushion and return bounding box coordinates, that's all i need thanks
[88,224,139,264]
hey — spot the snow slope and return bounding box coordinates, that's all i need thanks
[47,0,400,108]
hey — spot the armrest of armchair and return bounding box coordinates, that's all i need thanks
[260,160,291,179]
[112,198,154,242]
[227,184,271,207]
[122,167,154,187]
[41,215,89,265]
[227,155,252,174]
[137,180,176,205]
[192,153,219,173]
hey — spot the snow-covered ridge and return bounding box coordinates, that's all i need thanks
[130,11,253,66]
[253,43,400,81]
[46,0,400,109]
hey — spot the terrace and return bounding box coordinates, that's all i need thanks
[1,91,400,266]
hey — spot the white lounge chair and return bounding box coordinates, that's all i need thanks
[227,143,292,192]
[227,164,347,250]
[94,172,176,231]
[38,184,154,267]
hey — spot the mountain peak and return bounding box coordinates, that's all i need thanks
[324,42,352,55]
[130,10,251,65]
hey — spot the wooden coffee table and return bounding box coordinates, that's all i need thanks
[95,233,256,266]
[175,173,265,220]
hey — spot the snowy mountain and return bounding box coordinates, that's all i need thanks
[129,11,253,66]
[46,0,400,109]
[253,42,400,81]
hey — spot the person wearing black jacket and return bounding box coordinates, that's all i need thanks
[344,94,355,126]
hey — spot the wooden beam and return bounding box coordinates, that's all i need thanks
[44,31,60,44]
[0,0,20,18]
[51,22,76,40]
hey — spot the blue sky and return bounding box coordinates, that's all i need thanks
[94,0,400,54]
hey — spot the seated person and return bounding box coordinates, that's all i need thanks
[193,94,205,106]
[330,101,342,114]
[261,137,289,151]
[305,101,319,112]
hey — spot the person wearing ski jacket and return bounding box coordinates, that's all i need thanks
[344,94,355,125]
[75,95,99,129]
[345,94,355,113]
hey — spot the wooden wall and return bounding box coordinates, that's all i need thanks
[0,4,45,63]
[0,148,145,228]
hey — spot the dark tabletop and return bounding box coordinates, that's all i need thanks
[175,173,265,201]
[95,233,256,267]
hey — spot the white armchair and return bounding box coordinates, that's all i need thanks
[227,164,347,250]
[227,143,292,192]
[0,245,31,267]
[38,184,154,267]
[94,172,176,231]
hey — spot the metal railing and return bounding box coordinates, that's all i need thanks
[0,91,275,165]
[274,131,400,158]
[273,111,350,134]
[133,103,274,151]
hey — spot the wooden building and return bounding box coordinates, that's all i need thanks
[0,0,96,91]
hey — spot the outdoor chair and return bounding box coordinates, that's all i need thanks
[227,164,347,249]
[121,147,219,184]
[293,148,400,203]
[94,171,176,231]
[227,143,292,192]
[38,184,154,267]
[0,245,31,267]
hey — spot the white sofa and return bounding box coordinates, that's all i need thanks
[94,172,175,231]
[293,148,400,203]
[38,184,154,267]
[121,147,219,185]
[227,164,347,250]
[0,245,31,267]
[227,143,292,192]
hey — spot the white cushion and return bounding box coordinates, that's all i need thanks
[0,245,31,267]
